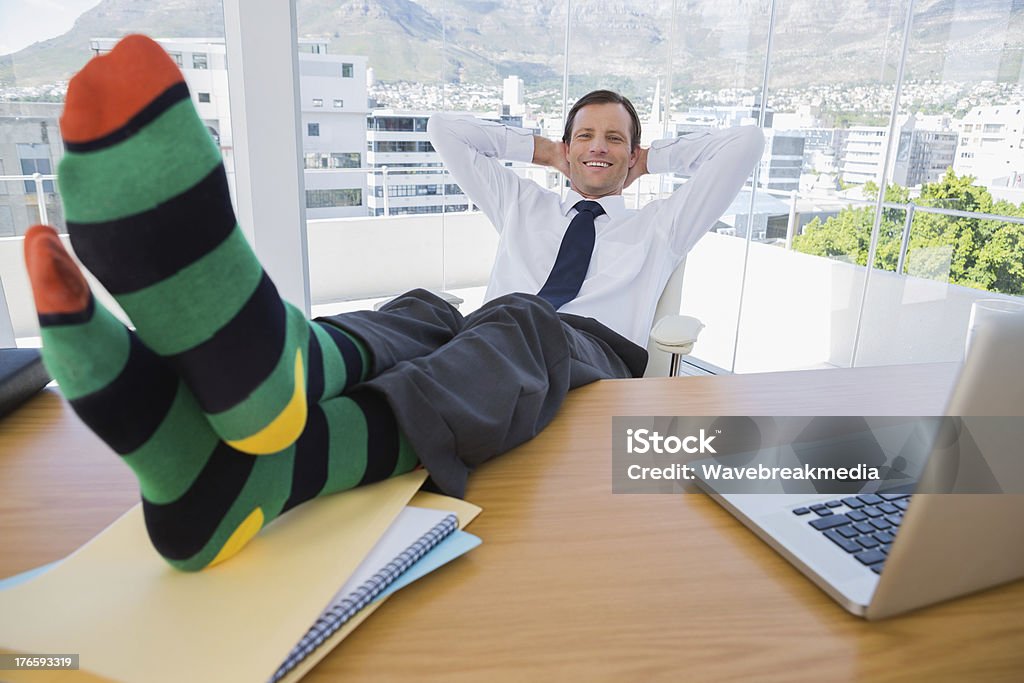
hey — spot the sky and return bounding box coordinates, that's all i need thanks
[0,0,102,56]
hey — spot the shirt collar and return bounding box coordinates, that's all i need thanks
[560,189,627,219]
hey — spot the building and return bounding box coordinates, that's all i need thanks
[90,37,369,219]
[793,127,848,174]
[365,111,465,216]
[365,110,547,217]
[0,102,64,237]
[892,128,958,188]
[297,40,369,219]
[758,130,805,192]
[953,103,1024,188]
[840,125,888,185]
[840,115,958,188]
[503,76,525,117]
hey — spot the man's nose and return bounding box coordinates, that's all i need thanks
[589,136,608,153]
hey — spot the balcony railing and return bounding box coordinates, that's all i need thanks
[0,173,59,226]
[2,169,1022,374]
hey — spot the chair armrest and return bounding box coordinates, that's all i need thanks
[650,315,704,356]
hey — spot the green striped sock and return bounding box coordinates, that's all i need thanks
[24,224,418,571]
[57,33,363,455]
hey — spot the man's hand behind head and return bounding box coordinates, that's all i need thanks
[533,135,570,178]
[623,146,649,190]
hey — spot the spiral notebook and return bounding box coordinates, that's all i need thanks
[271,507,460,682]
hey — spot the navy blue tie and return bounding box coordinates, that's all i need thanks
[537,200,605,310]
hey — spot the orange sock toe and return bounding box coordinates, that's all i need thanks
[61,34,185,146]
[24,225,91,316]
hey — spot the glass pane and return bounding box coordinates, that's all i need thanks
[854,0,1024,367]
[730,0,910,373]
[566,0,674,211]
[432,1,569,313]
[0,2,228,345]
[671,1,772,372]
[298,0,448,316]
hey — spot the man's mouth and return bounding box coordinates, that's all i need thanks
[583,161,611,168]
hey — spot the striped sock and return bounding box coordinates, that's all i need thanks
[56,33,359,455]
[24,225,419,571]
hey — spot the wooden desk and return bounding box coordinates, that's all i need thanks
[2,364,1023,681]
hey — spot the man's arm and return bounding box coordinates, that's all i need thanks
[427,113,535,233]
[645,126,766,256]
[531,136,569,178]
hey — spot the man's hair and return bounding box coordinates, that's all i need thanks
[562,90,642,151]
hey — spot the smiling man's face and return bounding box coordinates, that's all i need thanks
[563,102,640,199]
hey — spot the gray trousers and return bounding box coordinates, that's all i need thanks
[317,289,647,497]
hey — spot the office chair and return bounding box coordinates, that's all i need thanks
[645,257,705,377]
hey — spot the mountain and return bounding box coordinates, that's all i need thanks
[0,0,223,87]
[2,0,1022,92]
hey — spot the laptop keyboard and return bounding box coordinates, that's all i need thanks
[792,493,913,575]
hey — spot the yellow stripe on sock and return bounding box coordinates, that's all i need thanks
[226,349,307,455]
[207,507,264,568]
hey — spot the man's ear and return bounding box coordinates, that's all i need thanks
[628,145,641,168]
[562,141,570,161]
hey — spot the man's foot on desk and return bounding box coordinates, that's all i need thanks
[56,33,370,454]
[24,226,419,571]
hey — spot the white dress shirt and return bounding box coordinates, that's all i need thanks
[427,113,765,347]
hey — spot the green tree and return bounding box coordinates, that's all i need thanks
[793,170,1024,296]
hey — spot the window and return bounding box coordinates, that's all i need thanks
[371,140,437,153]
[192,53,208,70]
[308,123,320,137]
[381,184,443,198]
[304,152,361,169]
[313,98,323,107]
[306,188,362,208]
[333,99,344,108]
[331,152,360,168]
[17,144,55,194]
[983,123,1004,134]
[368,117,430,132]
[304,153,327,169]
[198,92,211,103]
[390,205,443,215]
[168,52,183,67]
[341,63,354,78]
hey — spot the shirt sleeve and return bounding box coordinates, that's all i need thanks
[427,113,536,233]
[645,126,766,257]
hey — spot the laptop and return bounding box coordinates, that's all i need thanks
[691,311,1024,619]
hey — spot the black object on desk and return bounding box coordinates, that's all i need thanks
[0,348,50,418]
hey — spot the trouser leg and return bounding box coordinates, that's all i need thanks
[354,293,642,497]
[316,288,464,387]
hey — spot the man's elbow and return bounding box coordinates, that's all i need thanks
[426,112,453,147]
[738,125,766,159]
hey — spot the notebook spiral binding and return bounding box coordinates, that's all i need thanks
[269,513,459,683]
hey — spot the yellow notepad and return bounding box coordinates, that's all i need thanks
[0,470,454,683]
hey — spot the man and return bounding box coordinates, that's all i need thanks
[25,35,762,570]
